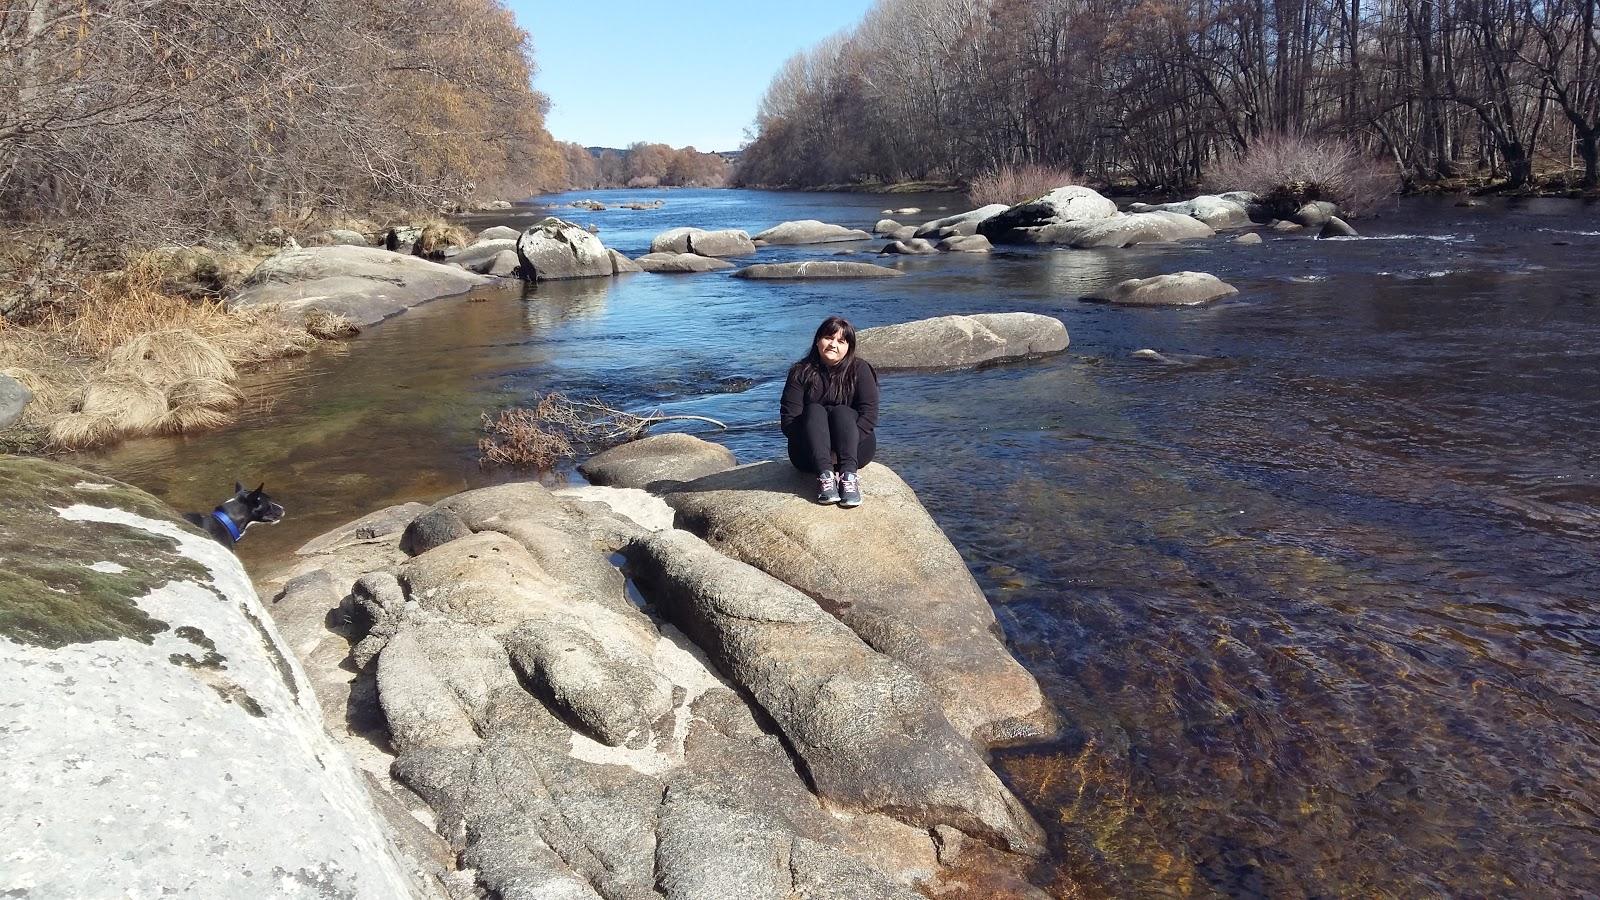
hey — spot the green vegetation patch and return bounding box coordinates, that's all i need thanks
[0,456,211,649]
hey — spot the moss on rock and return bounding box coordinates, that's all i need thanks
[0,455,210,648]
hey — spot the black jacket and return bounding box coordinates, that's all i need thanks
[780,356,879,437]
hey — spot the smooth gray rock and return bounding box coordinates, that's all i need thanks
[1127,194,1253,230]
[660,461,1048,743]
[978,185,1118,243]
[516,217,614,281]
[937,235,992,253]
[486,249,520,277]
[0,458,425,898]
[873,218,902,234]
[628,530,1045,854]
[477,225,521,242]
[1087,271,1239,306]
[0,373,32,429]
[634,252,735,274]
[1290,200,1340,227]
[889,225,918,242]
[608,248,644,274]
[1271,219,1305,232]
[1318,216,1359,238]
[229,245,491,327]
[448,238,517,274]
[752,220,872,244]
[857,313,1068,371]
[649,228,756,257]
[879,238,937,255]
[1233,232,1264,245]
[400,505,473,556]
[580,433,736,491]
[732,261,903,280]
[307,228,369,247]
[913,204,1009,239]
[1037,211,1214,248]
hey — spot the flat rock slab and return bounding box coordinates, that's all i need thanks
[580,433,737,491]
[661,461,1048,742]
[229,245,491,327]
[752,220,872,244]
[635,252,736,273]
[938,235,992,252]
[858,313,1068,371]
[733,261,903,280]
[1087,271,1239,306]
[1041,211,1214,248]
[0,458,422,898]
[914,204,1009,239]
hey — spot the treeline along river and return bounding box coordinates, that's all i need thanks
[78,188,1600,897]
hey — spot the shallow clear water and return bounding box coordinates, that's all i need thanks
[78,189,1600,897]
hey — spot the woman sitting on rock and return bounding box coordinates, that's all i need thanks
[780,315,879,508]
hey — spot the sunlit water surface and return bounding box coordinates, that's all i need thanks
[78,189,1600,898]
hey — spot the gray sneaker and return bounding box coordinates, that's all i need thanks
[838,471,862,508]
[816,470,841,504]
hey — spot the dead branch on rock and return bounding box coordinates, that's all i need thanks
[478,392,726,469]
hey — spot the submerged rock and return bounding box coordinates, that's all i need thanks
[937,234,993,253]
[1087,271,1239,306]
[516,216,615,280]
[1233,232,1264,245]
[634,252,736,273]
[732,261,903,280]
[229,245,492,327]
[857,313,1068,371]
[0,457,425,897]
[879,238,938,255]
[752,220,872,244]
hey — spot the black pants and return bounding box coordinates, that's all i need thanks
[786,403,876,474]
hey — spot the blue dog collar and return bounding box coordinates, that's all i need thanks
[211,509,243,542]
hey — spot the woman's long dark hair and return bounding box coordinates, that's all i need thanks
[789,315,859,404]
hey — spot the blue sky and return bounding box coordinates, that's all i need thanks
[508,0,874,152]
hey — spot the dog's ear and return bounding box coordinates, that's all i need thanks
[235,481,245,495]
[254,482,265,495]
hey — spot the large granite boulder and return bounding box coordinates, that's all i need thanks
[659,462,1049,743]
[1,373,32,428]
[732,261,903,280]
[1319,216,1359,238]
[1086,271,1239,306]
[649,228,757,257]
[229,245,491,327]
[913,204,1010,239]
[978,185,1119,243]
[580,433,736,490]
[1290,200,1340,228]
[752,220,872,244]
[629,530,1044,853]
[634,252,736,274]
[0,457,426,898]
[264,480,1042,900]
[516,217,614,281]
[1042,211,1214,248]
[857,313,1068,371]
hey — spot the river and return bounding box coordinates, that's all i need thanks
[75,188,1600,897]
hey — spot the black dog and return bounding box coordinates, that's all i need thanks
[183,482,285,549]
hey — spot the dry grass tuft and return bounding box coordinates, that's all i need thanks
[1207,132,1399,217]
[160,377,242,433]
[50,372,169,449]
[968,164,1079,207]
[108,329,236,383]
[415,221,471,258]
[304,309,360,339]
